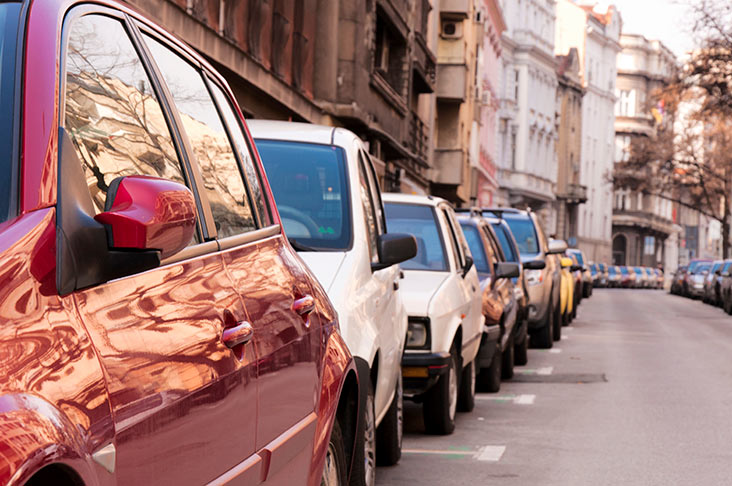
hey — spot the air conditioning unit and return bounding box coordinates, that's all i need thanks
[441,20,463,39]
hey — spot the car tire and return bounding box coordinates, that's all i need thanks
[726,297,732,315]
[423,348,458,435]
[553,303,562,342]
[477,345,502,393]
[457,358,476,413]
[562,309,569,327]
[376,375,403,466]
[322,420,348,486]
[501,335,514,380]
[514,333,528,366]
[530,302,554,349]
[352,381,376,486]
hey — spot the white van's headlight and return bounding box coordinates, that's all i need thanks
[406,317,430,349]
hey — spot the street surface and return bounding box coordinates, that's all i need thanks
[378,289,732,485]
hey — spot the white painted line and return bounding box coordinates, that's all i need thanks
[562,335,570,340]
[514,394,536,405]
[475,446,506,462]
[565,326,574,331]
[537,366,554,375]
[477,417,485,421]
[475,395,515,402]
[403,449,473,457]
[549,348,562,354]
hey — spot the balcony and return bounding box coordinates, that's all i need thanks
[440,0,469,18]
[437,64,467,102]
[405,112,430,162]
[412,34,436,93]
[434,149,464,185]
[612,209,676,237]
[557,183,588,204]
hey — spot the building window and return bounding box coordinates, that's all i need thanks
[644,236,655,255]
[514,69,520,101]
[374,10,407,96]
[617,89,636,117]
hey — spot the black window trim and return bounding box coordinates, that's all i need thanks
[3,0,27,223]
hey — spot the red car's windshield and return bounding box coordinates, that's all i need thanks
[0,2,21,222]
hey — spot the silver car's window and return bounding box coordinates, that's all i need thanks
[503,216,540,255]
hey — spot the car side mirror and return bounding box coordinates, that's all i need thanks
[524,259,546,270]
[547,239,568,254]
[462,255,474,278]
[560,257,573,269]
[372,233,418,271]
[570,265,582,272]
[495,262,520,279]
[94,175,197,259]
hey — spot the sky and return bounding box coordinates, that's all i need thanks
[596,0,696,59]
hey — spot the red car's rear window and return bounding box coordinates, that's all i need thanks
[0,2,21,222]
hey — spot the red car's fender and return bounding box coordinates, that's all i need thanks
[0,394,106,486]
[306,328,358,486]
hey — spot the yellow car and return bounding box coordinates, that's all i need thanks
[560,257,576,326]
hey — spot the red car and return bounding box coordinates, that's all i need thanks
[0,0,358,484]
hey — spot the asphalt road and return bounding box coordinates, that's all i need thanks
[377,289,732,485]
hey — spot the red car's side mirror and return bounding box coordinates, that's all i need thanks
[94,176,196,259]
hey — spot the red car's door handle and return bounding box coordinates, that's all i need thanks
[292,295,315,316]
[222,321,254,348]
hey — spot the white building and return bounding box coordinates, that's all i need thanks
[497,0,558,232]
[555,0,621,262]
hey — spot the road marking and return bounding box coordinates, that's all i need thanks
[549,348,562,354]
[562,335,570,340]
[476,394,535,405]
[514,394,536,405]
[475,446,506,462]
[403,446,507,462]
[515,366,553,375]
[565,326,574,331]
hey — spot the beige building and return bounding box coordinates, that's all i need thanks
[431,0,484,205]
[613,34,678,268]
[555,48,586,242]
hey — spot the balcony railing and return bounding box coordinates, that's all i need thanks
[406,112,430,162]
[440,0,469,18]
[557,183,588,203]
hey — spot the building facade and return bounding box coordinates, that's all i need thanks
[554,47,586,242]
[612,34,678,268]
[123,0,439,194]
[472,0,506,206]
[497,0,558,231]
[555,0,620,262]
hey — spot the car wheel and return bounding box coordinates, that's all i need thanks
[457,358,476,412]
[423,348,458,435]
[477,344,502,393]
[322,420,348,486]
[376,374,403,466]
[514,333,528,366]
[571,295,578,319]
[501,335,514,380]
[726,297,732,315]
[530,302,554,349]
[352,382,376,486]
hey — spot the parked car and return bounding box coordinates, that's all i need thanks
[559,257,577,325]
[457,212,521,391]
[383,194,483,435]
[251,121,419,481]
[484,214,532,366]
[0,2,361,485]
[686,260,713,299]
[719,261,732,313]
[567,248,592,298]
[608,265,621,287]
[631,266,646,288]
[482,209,565,348]
[620,266,635,288]
[598,263,610,287]
[670,266,688,294]
[703,260,725,305]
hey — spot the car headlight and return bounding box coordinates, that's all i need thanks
[525,269,543,286]
[406,317,430,349]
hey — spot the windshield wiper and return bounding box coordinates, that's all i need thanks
[288,237,318,252]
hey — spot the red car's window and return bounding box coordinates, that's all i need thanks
[0,3,22,222]
[208,81,270,227]
[64,14,186,215]
[142,34,256,239]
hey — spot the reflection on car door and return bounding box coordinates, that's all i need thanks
[62,11,257,484]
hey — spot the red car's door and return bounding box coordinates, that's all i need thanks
[61,11,258,484]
